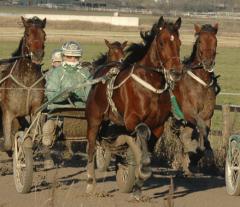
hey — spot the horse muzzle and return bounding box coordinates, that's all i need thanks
[31,51,44,64]
[169,68,183,82]
[202,59,215,72]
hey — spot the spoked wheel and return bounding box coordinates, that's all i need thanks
[96,144,111,172]
[116,149,136,193]
[225,140,240,196]
[13,131,33,194]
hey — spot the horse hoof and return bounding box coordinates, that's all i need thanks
[86,183,95,194]
[6,150,13,157]
[132,189,142,201]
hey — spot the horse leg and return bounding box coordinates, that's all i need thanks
[201,119,216,170]
[125,120,152,199]
[180,127,199,153]
[186,117,213,172]
[195,116,208,151]
[86,119,102,193]
[132,124,151,200]
[1,110,14,155]
[177,126,199,175]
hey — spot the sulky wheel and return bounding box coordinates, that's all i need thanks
[96,144,111,172]
[13,131,33,194]
[225,139,240,196]
[116,148,136,193]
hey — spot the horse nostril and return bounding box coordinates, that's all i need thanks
[169,69,182,81]
[203,59,212,65]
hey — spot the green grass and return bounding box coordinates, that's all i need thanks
[0,41,106,68]
[0,40,239,105]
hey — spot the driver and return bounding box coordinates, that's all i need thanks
[42,41,91,169]
[45,41,91,107]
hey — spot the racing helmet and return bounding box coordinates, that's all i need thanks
[61,41,83,57]
[51,49,62,62]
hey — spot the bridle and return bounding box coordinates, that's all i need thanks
[195,33,216,73]
[21,24,45,64]
[154,28,182,89]
[107,46,124,63]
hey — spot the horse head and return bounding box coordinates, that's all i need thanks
[21,16,46,64]
[104,39,127,63]
[152,16,183,82]
[194,23,218,72]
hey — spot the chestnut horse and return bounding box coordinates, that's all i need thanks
[0,16,46,154]
[86,16,182,195]
[92,39,127,74]
[172,23,220,173]
[139,23,219,175]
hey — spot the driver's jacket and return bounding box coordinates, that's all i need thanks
[45,62,91,108]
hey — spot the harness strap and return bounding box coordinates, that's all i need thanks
[0,60,45,113]
[131,73,168,94]
[106,69,121,119]
[187,70,209,87]
[105,64,169,121]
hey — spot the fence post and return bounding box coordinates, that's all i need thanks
[222,104,231,145]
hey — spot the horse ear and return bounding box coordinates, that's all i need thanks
[42,18,46,28]
[122,41,128,49]
[213,23,218,34]
[21,16,28,27]
[194,24,201,34]
[104,39,111,48]
[157,16,165,28]
[174,17,181,30]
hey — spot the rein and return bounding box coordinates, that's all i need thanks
[0,54,31,65]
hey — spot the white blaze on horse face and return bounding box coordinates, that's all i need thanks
[159,27,162,31]
[170,35,174,41]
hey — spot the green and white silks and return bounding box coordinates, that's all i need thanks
[169,90,185,121]
[45,62,91,108]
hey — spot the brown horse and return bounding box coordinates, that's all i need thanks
[86,16,182,195]
[0,16,46,154]
[91,39,127,74]
[172,23,219,173]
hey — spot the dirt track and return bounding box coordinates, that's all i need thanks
[0,151,240,207]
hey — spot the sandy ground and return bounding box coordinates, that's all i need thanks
[0,150,240,207]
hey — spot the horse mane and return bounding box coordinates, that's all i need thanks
[122,20,179,68]
[122,23,156,68]
[182,40,198,65]
[183,24,216,65]
[93,53,107,67]
[26,16,45,28]
[11,38,23,57]
[110,41,122,48]
[201,24,217,33]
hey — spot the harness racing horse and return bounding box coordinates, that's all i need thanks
[86,16,182,196]
[92,39,127,74]
[173,23,220,173]
[0,16,46,155]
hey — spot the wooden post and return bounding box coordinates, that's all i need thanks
[222,104,231,146]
